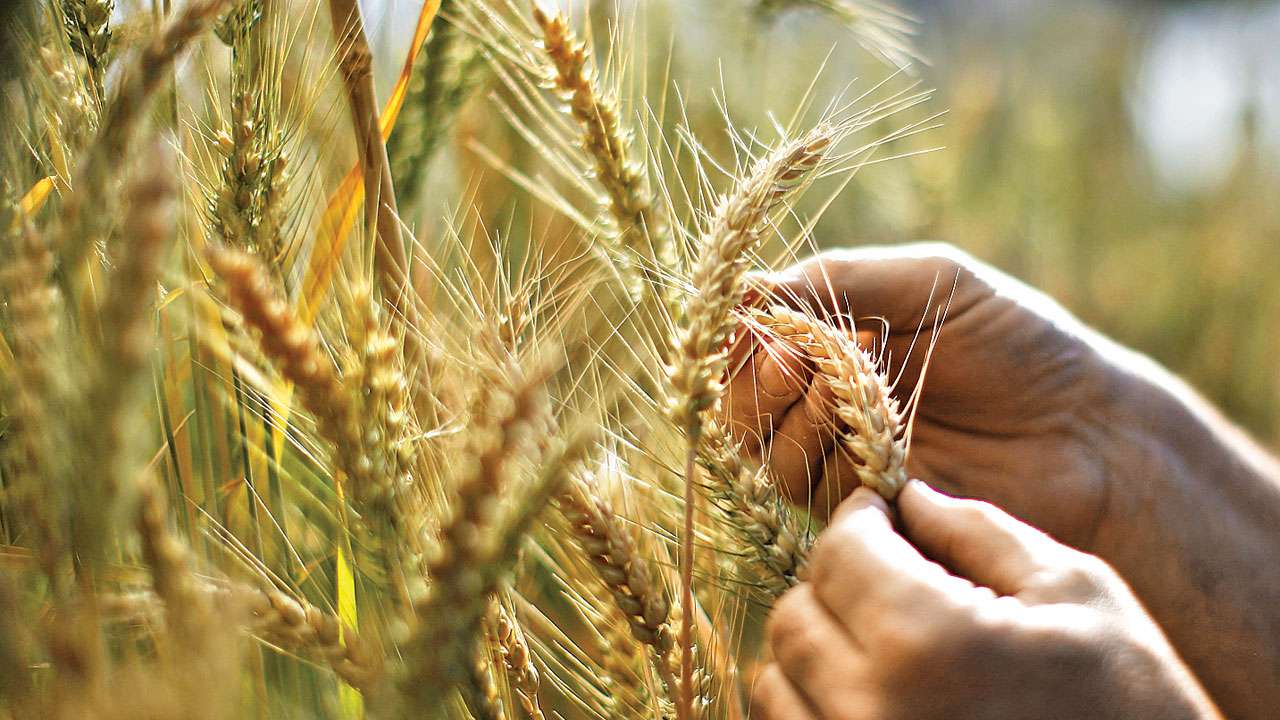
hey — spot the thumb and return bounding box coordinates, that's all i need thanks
[896,480,1066,597]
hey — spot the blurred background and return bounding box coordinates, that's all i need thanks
[368,0,1280,445]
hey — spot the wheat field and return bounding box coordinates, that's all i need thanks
[0,0,941,717]
[5,0,1277,717]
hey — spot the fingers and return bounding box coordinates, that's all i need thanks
[764,373,840,502]
[897,480,1064,597]
[766,585,872,718]
[750,664,817,720]
[810,488,975,642]
[723,337,811,454]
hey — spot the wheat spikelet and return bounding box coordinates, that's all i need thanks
[350,288,417,521]
[750,305,908,499]
[208,249,362,493]
[39,45,100,160]
[233,584,384,695]
[94,582,381,695]
[208,249,424,607]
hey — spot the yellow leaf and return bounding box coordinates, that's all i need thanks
[300,0,442,326]
[13,177,56,229]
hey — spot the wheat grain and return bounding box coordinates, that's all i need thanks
[491,601,545,720]
[750,306,908,499]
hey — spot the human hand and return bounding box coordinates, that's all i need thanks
[751,481,1221,720]
[723,242,1154,547]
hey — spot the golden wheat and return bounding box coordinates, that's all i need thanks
[750,305,908,499]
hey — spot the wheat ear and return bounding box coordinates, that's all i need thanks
[389,1,485,202]
[74,147,175,567]
[530,2,672,283]
[751,306,908,498]
[60,0,231,272]
[400,368,547,714]
[233,584,383,696]
[208,249,419,608]
[135,477,211,644]
[556,474,678,692]
[94,582,381,694]
[667,123,836,719]
[0,191,68,592]
[699,420,809,593]
[212,1,292,262]
[60,0,115,104]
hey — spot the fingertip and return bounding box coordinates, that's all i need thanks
[829,486,889,527]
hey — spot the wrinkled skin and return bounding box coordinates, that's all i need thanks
[727,243,1280,718]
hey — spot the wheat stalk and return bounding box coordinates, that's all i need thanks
[750,305,908,499]
[327,0,411,307]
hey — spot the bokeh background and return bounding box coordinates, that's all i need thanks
[368,0,1280,446]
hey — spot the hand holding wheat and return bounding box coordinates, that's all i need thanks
[752,482,1224,720]
[724,242,1120,542]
